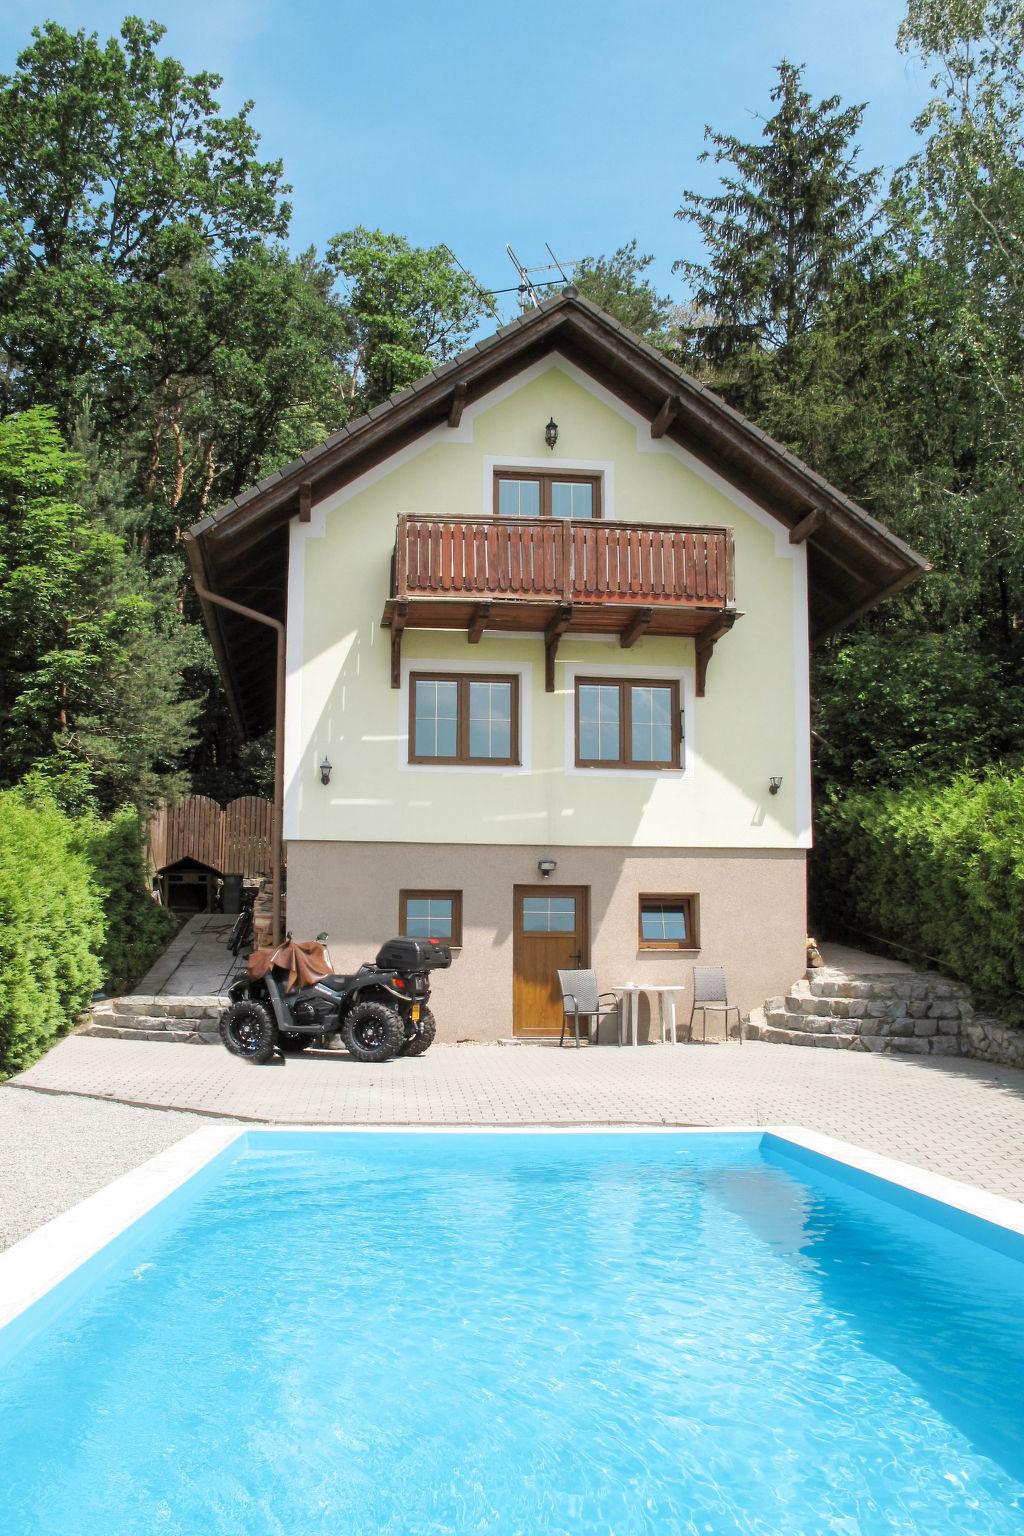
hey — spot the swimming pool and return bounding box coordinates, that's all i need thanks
[2,1128,1023,1534]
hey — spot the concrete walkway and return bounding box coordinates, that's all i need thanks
[12,1035,1024,1201]
[134,913,238,996]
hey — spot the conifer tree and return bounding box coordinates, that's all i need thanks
[674,62,881,366]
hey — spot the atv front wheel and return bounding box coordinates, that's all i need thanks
[219,999,277,1064]
[398,1006,436,1057]
[341,1000,404,1063]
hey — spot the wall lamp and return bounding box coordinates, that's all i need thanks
[319,756,333,786]
[544,417,559,450]
[768,776,783,796]
[538,858,557,879]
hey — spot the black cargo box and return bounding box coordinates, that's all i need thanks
[376,936,452,972]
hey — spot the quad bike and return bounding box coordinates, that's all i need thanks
[219,936,450,1065]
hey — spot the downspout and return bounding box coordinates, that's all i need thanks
[184,535,285,944]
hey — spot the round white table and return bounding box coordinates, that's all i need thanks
[612,983,687,1047]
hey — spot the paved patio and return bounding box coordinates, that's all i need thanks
[11,1034,1024,1201]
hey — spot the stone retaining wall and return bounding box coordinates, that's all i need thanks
[959,1017,1024,1070]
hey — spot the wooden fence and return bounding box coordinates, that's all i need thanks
[148,795,273,877]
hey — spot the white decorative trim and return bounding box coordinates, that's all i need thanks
[560,658,695,782]
[790,543,813,846]
[397,654,534,775]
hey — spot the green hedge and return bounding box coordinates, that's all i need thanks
[0,790,176,1077]
[0,789,104,1075]
[814,772,1024,1019]
[83,808,175,997]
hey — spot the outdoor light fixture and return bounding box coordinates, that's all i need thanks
[769,776,783,796]
[319,756,333,786]
[544,417,559,450]
[538,858,557,878]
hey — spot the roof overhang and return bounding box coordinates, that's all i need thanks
[187,288,930,738]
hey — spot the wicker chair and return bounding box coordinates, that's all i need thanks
[556,969,621,1048]
[688,965,743,1044]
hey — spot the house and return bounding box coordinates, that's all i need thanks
[185,289,928,1040]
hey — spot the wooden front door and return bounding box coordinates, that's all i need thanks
[512,886,589,1037]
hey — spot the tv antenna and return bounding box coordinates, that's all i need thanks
[505,244,588,313]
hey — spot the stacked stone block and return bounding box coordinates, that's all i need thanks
[84,995,226,1045]
[745,971,972,1054]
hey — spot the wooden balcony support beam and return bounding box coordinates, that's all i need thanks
[389,600,408,688]
[789,506,825,544]
[620,607,652,648]
[544,604,573,692]
[695,611,739,697]
[468,602,492,643]
[448,382,467,428]
[651,395,680,439]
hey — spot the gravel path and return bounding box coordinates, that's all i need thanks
[0,1086,237,1251]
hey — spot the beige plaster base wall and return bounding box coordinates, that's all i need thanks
[286,842,807,1042]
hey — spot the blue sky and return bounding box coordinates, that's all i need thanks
[2,1,934,321]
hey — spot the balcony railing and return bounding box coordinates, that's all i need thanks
[392,515,735,608]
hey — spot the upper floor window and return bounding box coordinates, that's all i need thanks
[494,471,601,520]
[574,678,681,770]
[410,672,519,766]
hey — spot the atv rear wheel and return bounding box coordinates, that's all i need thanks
[341,1000,404,1063]
[219,999,277,1064]
[398,1006,436,1057]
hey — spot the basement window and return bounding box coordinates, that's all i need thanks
[638,895,699,950]
[400,890,462,946]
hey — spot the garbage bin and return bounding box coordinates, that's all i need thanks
[221,873,243,915]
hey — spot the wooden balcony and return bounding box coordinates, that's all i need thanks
[381,514,741,693]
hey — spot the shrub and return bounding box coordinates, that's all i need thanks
[814,771,1024,1020]
[0,789,103,1076]
[82,808,175,995]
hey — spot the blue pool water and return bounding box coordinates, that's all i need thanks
[2,1131,1024,1535]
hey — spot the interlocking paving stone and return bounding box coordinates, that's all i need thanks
[9,1035,1024,1202]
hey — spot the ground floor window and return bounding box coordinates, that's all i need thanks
[400,889,463,946]
[638,894,699,950]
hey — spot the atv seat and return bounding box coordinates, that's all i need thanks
[315,974,353,993]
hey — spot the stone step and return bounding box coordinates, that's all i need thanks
[774,991,967,1024]
[85,1023,219,1045]
[110,994,227,1020]
[747,1021,865,1050]
[748,1019,961,1056]
[769,1005,962,1039]
[803,973,972,1002]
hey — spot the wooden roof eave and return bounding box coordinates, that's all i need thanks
[184,530,248,739]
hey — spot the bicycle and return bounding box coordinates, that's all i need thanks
[227,887,258,955]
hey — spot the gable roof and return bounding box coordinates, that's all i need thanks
[186,286,929,738]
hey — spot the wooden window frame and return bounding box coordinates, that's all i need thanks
[409,672,520,766]
[493,469,603,519]
[574,677,682,770]
[638,894,700,952]
[400,889,463,947]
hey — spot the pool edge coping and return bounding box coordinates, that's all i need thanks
[3,1122,1024,1336]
